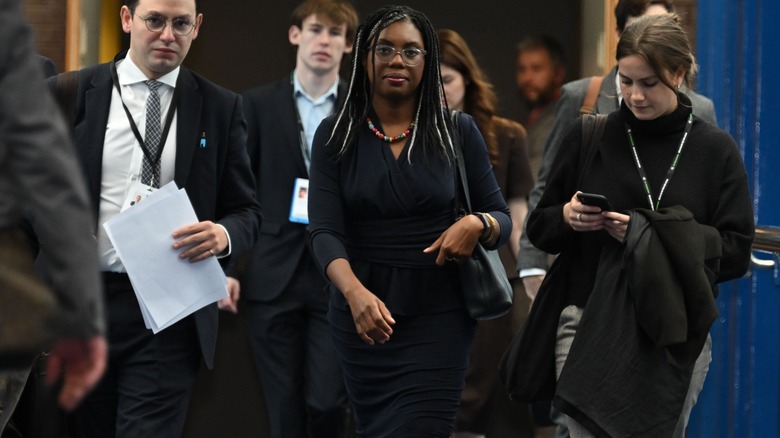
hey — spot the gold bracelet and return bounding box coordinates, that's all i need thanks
[485,213,498,243]
[472,213,497,243]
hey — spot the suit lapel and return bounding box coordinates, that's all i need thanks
[276,79,308,176]
[174,69,201,187]
[81,67,114,223]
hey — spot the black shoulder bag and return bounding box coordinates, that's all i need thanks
[451,111,513,320]
[498,113,607,402]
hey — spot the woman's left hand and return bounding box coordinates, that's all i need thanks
[603,211,631,243]
[424,214,483,265]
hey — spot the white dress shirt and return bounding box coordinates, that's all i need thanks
[97,54,179,271]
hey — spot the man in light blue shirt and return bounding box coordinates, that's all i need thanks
[293,73,339,169]
[236,1,358,436]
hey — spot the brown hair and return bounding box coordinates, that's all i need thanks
[291,0,359,46]
[616,13,698,94]
[437,28,498,164]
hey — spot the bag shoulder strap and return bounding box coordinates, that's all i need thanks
[579,75,604,115]
[450,110,473,213]
[55,70,79,129]
[577,113,608,187]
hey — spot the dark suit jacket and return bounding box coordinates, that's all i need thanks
[518,66,718,272]
[47,53,262,368]
[239,75,345,302]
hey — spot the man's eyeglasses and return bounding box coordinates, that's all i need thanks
[136,14,196,36]
[370,45,427,67]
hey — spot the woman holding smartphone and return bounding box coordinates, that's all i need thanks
[526,13,753,437]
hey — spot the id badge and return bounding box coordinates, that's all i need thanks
[289,178,309,224]
[121,180,156,212]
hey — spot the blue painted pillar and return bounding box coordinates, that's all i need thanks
[690,0,780,437]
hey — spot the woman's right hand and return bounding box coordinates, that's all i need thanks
[326,258,396,345]
[564,191,607,232]
[343,286,396,345]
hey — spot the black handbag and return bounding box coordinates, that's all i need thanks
[451,111,513,320]
[498,113,608,402]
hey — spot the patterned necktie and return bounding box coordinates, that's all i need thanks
[141,80,162,187]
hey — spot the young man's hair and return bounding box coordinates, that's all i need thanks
[516,35,565,69]
[615,0,674,33]
[291,0,359,45]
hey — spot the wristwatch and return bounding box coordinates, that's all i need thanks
[472,212,491,240]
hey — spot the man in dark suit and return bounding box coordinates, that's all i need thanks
[48,0,261,436]
[236,1,357,436]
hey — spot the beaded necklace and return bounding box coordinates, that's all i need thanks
[625,113,694,211]
[366,117,415,143]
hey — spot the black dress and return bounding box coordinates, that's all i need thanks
[309,112,511,437]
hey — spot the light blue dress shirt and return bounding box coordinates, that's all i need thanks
[292,71,338,170]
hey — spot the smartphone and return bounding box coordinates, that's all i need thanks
[577,192,613,211]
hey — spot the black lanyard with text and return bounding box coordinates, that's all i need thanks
[110,60,181,183]
[626,113,694,211]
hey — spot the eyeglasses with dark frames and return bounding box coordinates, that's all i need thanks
[135,13,196,36]
[369,45,427,67]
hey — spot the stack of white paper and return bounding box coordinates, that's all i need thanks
[104,182,228,333]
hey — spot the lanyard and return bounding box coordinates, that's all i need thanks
[292,102,311,170]
[110,60,181,184]
[290,73,340,171]
[626,113,693,211]
[291,73,312,171]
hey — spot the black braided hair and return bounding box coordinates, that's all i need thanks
[326,5,455,163]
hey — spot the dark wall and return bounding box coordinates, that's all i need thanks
[186,1,581,122]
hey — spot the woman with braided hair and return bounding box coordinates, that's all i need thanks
[308,5,511,436]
